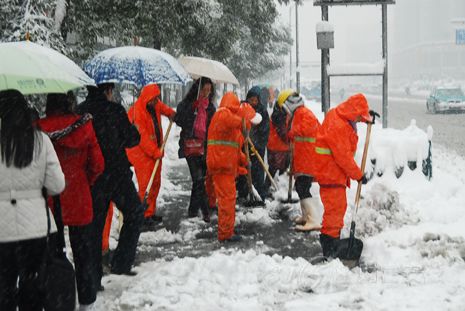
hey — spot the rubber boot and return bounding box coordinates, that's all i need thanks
[295,198,322,231]
[319,233,338,258]
[293,202,307,225]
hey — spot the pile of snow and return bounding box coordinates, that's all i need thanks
[236,207,277,226]
[417,233,465,262]
[316,21,334,33]
[361,120,431,179]
[345,183,419,238]
[327,61,385,76]
[138,229,182,246]
[177,217,213,241]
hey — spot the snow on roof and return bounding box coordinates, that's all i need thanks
[316,21,334,33]
[327,61,385,76]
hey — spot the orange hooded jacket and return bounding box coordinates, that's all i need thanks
[126,84,175,163]
[288,105,320,176]
[313,93,371,186]
[207,92,247,176]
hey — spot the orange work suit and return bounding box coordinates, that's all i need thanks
[127,84,175,218]
[207,92,248,241]
[313,93,371,238]
[288,105,320,176]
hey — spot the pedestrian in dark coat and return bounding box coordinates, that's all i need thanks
[0,90,65,311]
[77,83,143,284]
[237,86,270,201]
[174,77,216,221]
[38,93,104,308]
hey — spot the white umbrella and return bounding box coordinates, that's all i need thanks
[179,56,240,85]
[0,41,95,94]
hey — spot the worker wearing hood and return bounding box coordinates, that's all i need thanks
[207,92,261,242]
[127,84,175,224]
[313,93,372,257]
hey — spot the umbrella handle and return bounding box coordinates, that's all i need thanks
[196,77,202,100]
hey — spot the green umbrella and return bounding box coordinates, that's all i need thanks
[0,41,95,95]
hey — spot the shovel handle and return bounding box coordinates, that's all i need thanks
[247,137,278,191]
[288,143,294,201]
[354,122,372,214]
[242,119,255,200]
[143,119,173,201]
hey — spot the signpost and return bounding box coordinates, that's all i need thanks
[314,0,395,128]
[314,0,395,5]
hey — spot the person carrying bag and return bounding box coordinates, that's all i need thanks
[38,194,76,311]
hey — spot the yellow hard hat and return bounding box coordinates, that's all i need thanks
[277,89,298,107]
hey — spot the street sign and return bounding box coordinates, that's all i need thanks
[456,29,465,45]
[314,0,395,5]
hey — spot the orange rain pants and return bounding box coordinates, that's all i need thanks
[205,173,217,209]
[102,203,114,252]
[135,159,162,218]
[212,174,236,241]
[320,186,347,238]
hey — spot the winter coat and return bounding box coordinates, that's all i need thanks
[77,91,140,175]
[126,84,175,164]
[246,86,270,151]
[37,113,104,226]
[174,95,216,158]
[207,92,247,176]
[313,93,370,186]
[288,104,320,176]
[0,132,65,242]
[267,104,290,152]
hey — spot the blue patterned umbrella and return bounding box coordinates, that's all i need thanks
[84,46,191,87]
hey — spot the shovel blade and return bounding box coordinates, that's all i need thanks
[335,237,364,261]
[244,200,266,207]
[279,198,300,204]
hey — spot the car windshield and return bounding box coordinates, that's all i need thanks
[436,88,464,97]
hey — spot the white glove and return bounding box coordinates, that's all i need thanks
[250,113,262,125]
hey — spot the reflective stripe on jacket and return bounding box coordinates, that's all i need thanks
[207,93,247,176]
[288,105,320,176]
[313,94,369,186]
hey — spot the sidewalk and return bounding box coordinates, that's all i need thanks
[134,154,321,265]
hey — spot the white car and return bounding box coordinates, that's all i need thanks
[426,87,465,113]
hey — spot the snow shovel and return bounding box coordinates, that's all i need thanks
[142,119,174,210]
[118,119,174,230]
[243,119,265,207]
[247,137,278,191]
[335,121,373,263]
[280,143,299,204]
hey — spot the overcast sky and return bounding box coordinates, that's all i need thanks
[276,1,395,64]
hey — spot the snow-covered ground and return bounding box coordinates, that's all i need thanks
[94,106,465,311]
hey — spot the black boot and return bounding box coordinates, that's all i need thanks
[319,233,338,258]
[200,205,210,223]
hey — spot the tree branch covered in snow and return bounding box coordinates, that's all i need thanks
[1,0,67,53]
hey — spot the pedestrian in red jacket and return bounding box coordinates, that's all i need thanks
[38,92,104,308]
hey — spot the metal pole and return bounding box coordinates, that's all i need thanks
[295,0,300,93]
[289,4,293,89]
[321,5,330,114]
[382,4,388,128]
